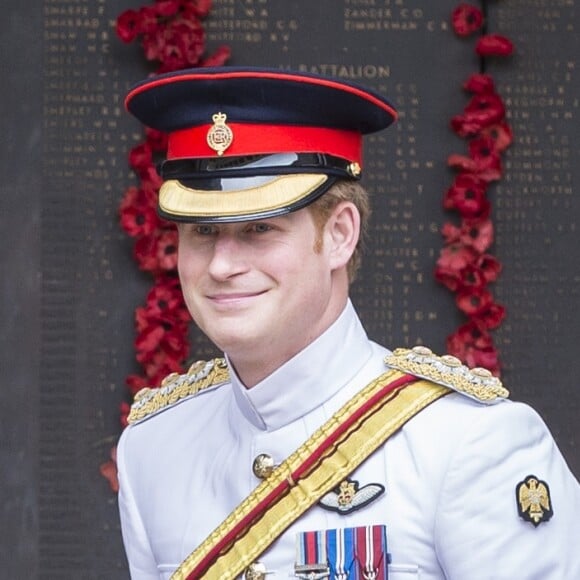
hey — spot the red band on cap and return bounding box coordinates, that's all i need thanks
[167,123,363,163]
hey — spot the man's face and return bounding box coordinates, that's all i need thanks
[176,207,346,373]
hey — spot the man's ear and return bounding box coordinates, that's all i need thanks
[325,201,360,271]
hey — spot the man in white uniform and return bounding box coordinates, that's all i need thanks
[118,67,580,580]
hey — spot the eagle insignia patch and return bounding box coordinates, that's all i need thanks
[516,474,553,527]
[318,478,385,514]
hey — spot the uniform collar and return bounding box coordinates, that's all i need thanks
[228,300,373,431]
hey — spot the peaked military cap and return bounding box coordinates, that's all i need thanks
[125,67,397,223]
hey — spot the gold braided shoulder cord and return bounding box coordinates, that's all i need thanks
[171,370,450,580]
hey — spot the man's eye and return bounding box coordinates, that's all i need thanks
[250,223,272,233]
[196,225,216,235]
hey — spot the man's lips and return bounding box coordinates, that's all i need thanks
[206,290,267,303]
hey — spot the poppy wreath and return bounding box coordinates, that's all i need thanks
[100,0,230,492]
[435,2,514,376]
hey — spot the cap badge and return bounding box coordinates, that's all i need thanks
[207,112,233,156]
[318,478,385,515]
[516,474,553,527]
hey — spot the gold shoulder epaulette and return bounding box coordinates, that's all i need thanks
[385,346,509,403]
[127,358,230,425]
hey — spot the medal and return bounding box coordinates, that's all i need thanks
[295,530,330,579]
[296,526,389,580]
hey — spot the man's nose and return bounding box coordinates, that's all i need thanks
[207,234,249,280]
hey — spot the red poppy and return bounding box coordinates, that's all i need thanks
[466,346,501,375]
[435,262,486,293]
[201,45,232,68]
[119,401,131,428]
[458,264,487,290]
[446,324,500,375]
[467,135,503,181]
[436,242,478,272]
[446,330,499,374]
[473,302,506,330]
[468,132,493,155]
[126,373,150,397]
[154,0,181,17]
[156,47,187,73]
[135,303,181,333]
[99,446,119,493]
[142,30,164,64]
[476,34,515,57]
[477,254,502,283]
[137,6,160,35]
[463,73,495,95]
[442,218,493,254]
[184,0,213,19]
[142,328,190,374]
[116,9,141,43]
[134,233,163,272]
[451,93,506,137]
[447,150,502,182]
[144,350,186,383]
[444,174,490,218]
[120,181,158,212]
[119,185,139,212]
[161,325,190,359]
[464,93,505,124]
[459,218,494,253]
[120,203,160,238]
[456,286,493,315]
[156,228,179,271]
[451,3,484,36]
[441,221,461,242]
[145,285,182,317]
[145,127,169,152]
[129,142,153,174]
[480,121,513,152]
[135,305,154,333]
[140,165,164,195]
[146,276,190,320]
[179,20,206,65]
[450,114,484,138]
[119,185,159,235]
[135,315,189,365]
[434,265,462,292]
[136,324,166,363]
[451,321,493,350]
[152,20,206,71]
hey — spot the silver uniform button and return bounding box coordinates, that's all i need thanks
[244,561,268,580]
[252,453,276,479]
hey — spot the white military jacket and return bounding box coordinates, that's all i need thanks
[118,301,580,579]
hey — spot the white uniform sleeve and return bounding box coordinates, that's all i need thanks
[117,428,161,580]
[434,400,580,579]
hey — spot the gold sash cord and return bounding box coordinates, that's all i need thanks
[171,370,450,580]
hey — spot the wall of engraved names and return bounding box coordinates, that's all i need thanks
[0,0,577,577]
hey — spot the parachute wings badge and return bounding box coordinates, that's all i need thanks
[318,478,385,515]
[516,475,553,527]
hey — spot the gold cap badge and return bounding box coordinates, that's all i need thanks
[516,474,553,527]
[206,112,233,156]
